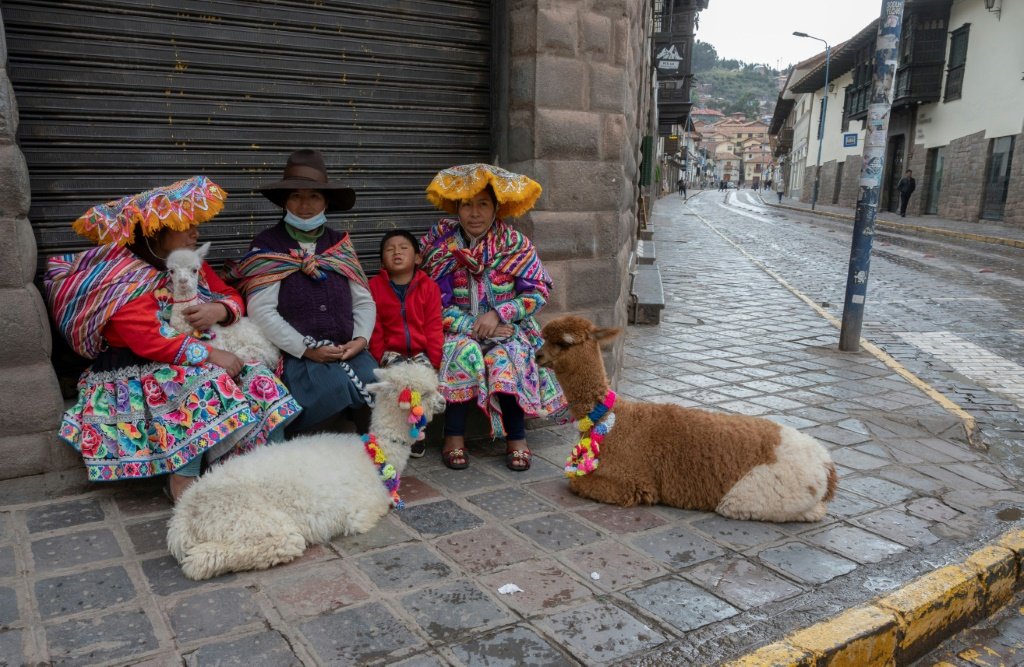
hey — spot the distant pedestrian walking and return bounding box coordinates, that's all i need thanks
[677,177,687,199]
[897,169,916,217]
[775,178,785,203]
[719,180,726,192]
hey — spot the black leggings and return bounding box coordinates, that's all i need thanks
[444,394,526,440]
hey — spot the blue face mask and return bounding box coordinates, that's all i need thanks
[284,210,327,232]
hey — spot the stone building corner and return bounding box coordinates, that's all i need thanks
[0,15,70,481]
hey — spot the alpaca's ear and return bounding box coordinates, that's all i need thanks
[592,327,621,348]
[196,242,211,260]
[365,381,390,395]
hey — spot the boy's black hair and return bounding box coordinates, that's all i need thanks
[379,229,421,259]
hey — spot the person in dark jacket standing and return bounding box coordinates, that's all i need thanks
[897,169,916,217]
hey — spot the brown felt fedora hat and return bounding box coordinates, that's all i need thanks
[259,149,356,212]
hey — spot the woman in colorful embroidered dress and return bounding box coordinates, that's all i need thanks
[421,163,567,471]
[44,176,301,503]
[228,149,378,434]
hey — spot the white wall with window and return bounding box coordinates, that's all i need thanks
[914,1,1023,148]
[802,71,867,167]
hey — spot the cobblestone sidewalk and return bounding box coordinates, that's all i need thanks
[2,197,1022,665]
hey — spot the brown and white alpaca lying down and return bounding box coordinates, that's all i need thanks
[537,316,837,522]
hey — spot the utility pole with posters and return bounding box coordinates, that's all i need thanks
[838,0,905,352]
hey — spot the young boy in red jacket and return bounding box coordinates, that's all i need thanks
[369,230,443,455]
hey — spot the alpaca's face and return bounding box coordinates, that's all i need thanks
[370,363,446,420]
[419,385,446,420]
[538,316,621,373]
[166,250,201,298]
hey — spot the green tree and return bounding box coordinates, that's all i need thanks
[692,40,718,73]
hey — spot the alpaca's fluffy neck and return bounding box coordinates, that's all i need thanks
[368,402,417,476]
[560,353,613,421]
[169,290,200,335]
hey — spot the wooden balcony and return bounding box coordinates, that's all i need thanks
[772,127,794,157]
[894,62,944,106]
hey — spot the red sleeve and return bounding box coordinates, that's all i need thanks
[368,276,387,363]
[202,263,244,324]
[103,293,211,365]
[423,278,444,369]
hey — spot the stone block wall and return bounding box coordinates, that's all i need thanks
[497,0,652,374]
[938,130,986,221]
[817,160,838,206]
[837,155,862,209]
[0,17,68,481]
[1002,132,1024,226]
[800,166,815,203]
[906,143,928,216]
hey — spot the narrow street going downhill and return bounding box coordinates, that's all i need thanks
[680,189,1024,476]
[623,192,1024,665]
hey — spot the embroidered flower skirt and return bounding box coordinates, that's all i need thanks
[439,332,567,436]
[281,350,378,432]
[59,349,300,482]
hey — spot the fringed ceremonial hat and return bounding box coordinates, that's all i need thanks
[72,175,226,246]
[426,163,542,218]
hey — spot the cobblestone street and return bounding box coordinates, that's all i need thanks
[2,194,1024,665]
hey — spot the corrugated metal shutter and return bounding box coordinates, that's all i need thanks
[4,0,491,273]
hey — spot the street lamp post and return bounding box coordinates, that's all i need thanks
[793,31,830,211]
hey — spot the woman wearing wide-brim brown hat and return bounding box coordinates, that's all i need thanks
[258,149,356,212]
[229,149,378,435]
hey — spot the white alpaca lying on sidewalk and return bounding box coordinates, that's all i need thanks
[167,362,445,580]
[165,243,280,369]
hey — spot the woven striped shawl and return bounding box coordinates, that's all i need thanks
[44,244,162,360]
[420,218,551,291]
[225,233,368,297]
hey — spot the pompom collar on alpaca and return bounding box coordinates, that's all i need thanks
[565,390,617,477]
[361,434,404,510]
[361,386,430,510]
[398,387,428,441]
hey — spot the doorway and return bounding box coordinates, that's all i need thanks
[886,135,905,213]
[982,136,1015,221]
[926,146,945,215]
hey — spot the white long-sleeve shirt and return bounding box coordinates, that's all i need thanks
[247,239,375,358]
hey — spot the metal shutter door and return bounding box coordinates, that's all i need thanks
[4,0,491,272]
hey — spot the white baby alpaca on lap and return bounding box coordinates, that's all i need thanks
[165,243,280,368]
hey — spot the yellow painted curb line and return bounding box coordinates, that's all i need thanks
[724,528,1024,666]
[690,209,978,446]
[762,197,1024,250]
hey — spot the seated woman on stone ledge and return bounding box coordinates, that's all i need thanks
[420,163,567,472]
[44,177,300,503]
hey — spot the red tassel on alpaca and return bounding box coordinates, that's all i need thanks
[398,387,412,409]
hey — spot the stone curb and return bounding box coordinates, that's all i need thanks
[723,528,1024,666]
[756,196,1024,250]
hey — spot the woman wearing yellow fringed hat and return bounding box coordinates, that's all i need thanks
[43,177,301,503]
[421,164,568,471]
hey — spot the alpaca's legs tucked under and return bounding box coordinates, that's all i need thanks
[178,507,306,580]
[570,475,659,507]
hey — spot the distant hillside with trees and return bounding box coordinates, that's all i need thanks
[692,40,783,118]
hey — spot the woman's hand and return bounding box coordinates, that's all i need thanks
[303,345,345,364]
[338,337,367,361]
[493,323,515,338]
[207,347,243,377]
[471,311,502,339]
[183,303,229,330]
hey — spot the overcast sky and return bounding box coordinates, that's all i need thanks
[696,0,885,69]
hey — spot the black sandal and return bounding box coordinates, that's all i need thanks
[442,448,468,470]
[506,449,532,471]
